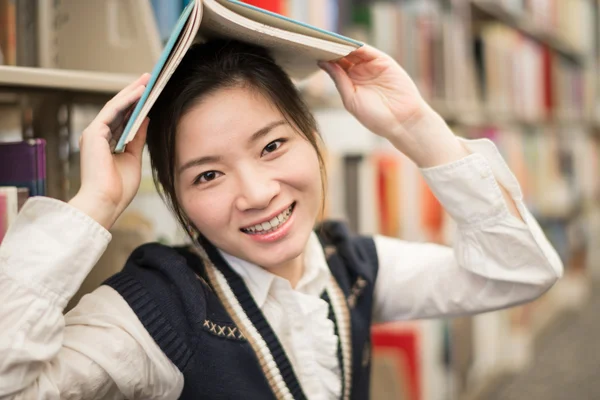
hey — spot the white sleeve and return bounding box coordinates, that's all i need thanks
[372,138,563,322]
[0,197,183,399]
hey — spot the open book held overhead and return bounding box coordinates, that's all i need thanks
[112,0,362,153]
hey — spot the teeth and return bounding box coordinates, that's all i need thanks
[242,204,294,234]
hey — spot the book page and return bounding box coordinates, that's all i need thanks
[213,0,361,46]
[125,5,203,144]
[118,1,204,149]
[201,0,360,79]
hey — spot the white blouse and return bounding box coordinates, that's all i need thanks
[0,138,563,399]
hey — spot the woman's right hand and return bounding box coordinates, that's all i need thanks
[68,73,151,230]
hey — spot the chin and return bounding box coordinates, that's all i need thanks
[245,231,307,269]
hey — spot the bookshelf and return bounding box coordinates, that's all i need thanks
[0,66,135,94]
[469,0,586,63]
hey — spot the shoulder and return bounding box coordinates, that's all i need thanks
[110,242,208,285]
[102,243,211,372]
[103,241,212,298]
[316,220,379,278]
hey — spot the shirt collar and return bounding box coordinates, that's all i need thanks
[217,231,331,308]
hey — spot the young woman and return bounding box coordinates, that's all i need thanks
[0,39,562,399]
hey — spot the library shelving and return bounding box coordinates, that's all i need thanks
[469,0,586,63]
[0,65,136,94]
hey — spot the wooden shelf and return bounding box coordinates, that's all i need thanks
[303,94,600,130]
[0,66,137,94]
[470,0,585,64]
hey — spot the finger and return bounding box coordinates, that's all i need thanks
[343,53,365,65]
[349,45,382,62]
[96,84,146,128]
[318,61,355,104]
[335,58,354,72]
[124,117,149,162]
[114,73,151,101]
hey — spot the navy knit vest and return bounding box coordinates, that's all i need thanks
[104,221,379,399]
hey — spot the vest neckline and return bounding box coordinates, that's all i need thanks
[191,236,353,400]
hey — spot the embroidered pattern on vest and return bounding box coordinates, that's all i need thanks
[192,244,303,400]
[202,319,246,341]
[324,245,337,259]
[347,276,368,309]
[191,240,354,400]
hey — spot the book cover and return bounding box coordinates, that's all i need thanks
[0,139,46,196]
[114,0,362,153]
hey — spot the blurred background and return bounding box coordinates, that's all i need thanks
[1,0,599,399]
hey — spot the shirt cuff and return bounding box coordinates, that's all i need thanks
[419,137,521,226]
[0,196,112,308]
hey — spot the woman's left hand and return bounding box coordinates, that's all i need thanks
[319,45,468,168]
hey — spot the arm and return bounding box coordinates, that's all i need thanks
[372,138,563,321]
[319,45,562,320]
[0,198,183,399]
[0,74,184,399]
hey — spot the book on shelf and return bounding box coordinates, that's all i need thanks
[0,139,46,197]
[37,0,161,72]
[0,0,16,66]
[16,0,36,66]
[0,186,27,244]
[113,0,362,153]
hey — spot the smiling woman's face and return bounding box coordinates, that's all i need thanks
[175,85,323,269]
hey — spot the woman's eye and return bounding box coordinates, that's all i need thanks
[194,171,221,185]
[261,139,286,156]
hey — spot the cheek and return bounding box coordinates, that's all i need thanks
[284,144,322,199]
[180,188,232,232]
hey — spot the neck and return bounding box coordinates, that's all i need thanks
[267,252,305,288]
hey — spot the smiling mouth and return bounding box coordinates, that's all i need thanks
[240,202,296,235]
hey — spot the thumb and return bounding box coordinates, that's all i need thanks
[125,117,149,162]
[318,60,355,106]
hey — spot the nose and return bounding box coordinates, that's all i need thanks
[234,165,280,212]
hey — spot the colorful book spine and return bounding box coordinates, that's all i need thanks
[0,0,17,65]
[0,139,46,196]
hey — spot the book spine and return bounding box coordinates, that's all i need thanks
[0,0,17,65]
[16,0,37,66]
[37,0,58,68]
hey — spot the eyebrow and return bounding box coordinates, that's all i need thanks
[249,120,286,144]
[178,119,287,174]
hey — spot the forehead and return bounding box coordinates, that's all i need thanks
[176,86,282,151]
